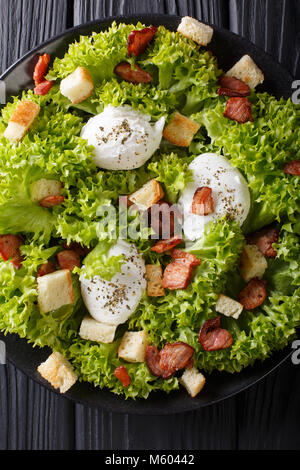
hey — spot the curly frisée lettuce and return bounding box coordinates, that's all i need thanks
[0,20,300,399]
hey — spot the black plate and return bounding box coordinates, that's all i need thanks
[0,14,295,415]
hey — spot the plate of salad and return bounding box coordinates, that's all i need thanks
[0,14,299,414]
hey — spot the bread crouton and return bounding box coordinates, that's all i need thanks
[4,100,40,141]
[31,178,62,203]
[79,316,116,343]
[215,294,243,320]
[146,264,165,297]
[177,16,213,46]
[37,269,75,313]
[37,351,78,393]
[128,179,164,211]
[163,112,200,147]
[179,367,206,397]
[239,244,268,282]
[226,55,264,89]
[60,66,94,104]
[118,330,148,363]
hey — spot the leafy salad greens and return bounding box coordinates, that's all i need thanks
[0,21,299,399]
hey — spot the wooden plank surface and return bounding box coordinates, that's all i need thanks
[0,0,300,450]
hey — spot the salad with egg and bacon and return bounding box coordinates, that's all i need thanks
[0,17,299,399]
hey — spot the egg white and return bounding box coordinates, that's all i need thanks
[178,153,250,241]
[80,105,165,170]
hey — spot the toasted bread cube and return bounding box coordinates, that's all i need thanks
[37,269,75,313]
[37,352,78,393]
[239,244,268,282]
[4,100,40,141]
[226,55,264,89]
[177,16,213,46]
[128,179,164,211]
[146,264,165,297]
[79,316,116,343]
[179,367,206,397]
[60,66,94,104]
[31,178,62,203]
[163,112,200,147]
[118,330,148,363]
[215,294,243,320]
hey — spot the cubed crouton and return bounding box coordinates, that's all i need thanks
[128,179,164,211]
[215,294,243,320]
[37,269,75,313]
[226,55,264,89]
[177,16,213,46]
[4,100,40,141]
[60,66,94,104]
[118,330,148,363]
[37,351,78,393]
[179,367,206,397]
[31,178,62,203]
[79,315,116,343]
[239,244,268,282]
[163,112,200,147]
[146,264,165,297]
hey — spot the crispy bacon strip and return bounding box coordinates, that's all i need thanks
[33,53,50,85]
[247,226,279,258]
[145,345,165,377]
[170,249,201,267]
[198,316,233,351]
[218,75,250,97]
[238,278,267,310]
[114,366,131,387]
[223,97,253,124]
[190,187,214,216]
[127,26,157,57]
[151,235,182,253]
[162,261,192,290]
[148,200,181,239]
[39,195,65,208]
[159,342,194,378]
[37,261,56,277]
[57,250,80,271]
[0,234,23,269]
[34,80,54,95]
[114,61,152,84]
[284,160,300,176]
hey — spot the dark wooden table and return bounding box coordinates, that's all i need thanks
[0,0,299,450]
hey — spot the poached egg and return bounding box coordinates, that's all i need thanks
[80,239,146,326]
[178,153,250,241]
[81,105,165,170]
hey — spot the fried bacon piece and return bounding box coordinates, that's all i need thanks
[0,234,23,269]
[238,278,267,310]
[39,195,65,208]
[190,187,214,216]
[170,249,201,267]
[223,97,253,123]
[198,316,233,351]
[159,342,195,378]
[218,75,250,97]
[247,226,279,258]
[34,80,54,95]
[57,250,80,271]
[114,62,152,84]
[148,200,182,239]
[62,242,90,258]
[146,342,194,379]
[283,160,300,176]
[162,261,192,290]
[33,53,50,85]
[37,261,56,277]
[114,365,131,387]
[127,26,157,56]
[151,235,182,253]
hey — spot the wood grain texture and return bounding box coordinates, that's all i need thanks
[1,0,300,450]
